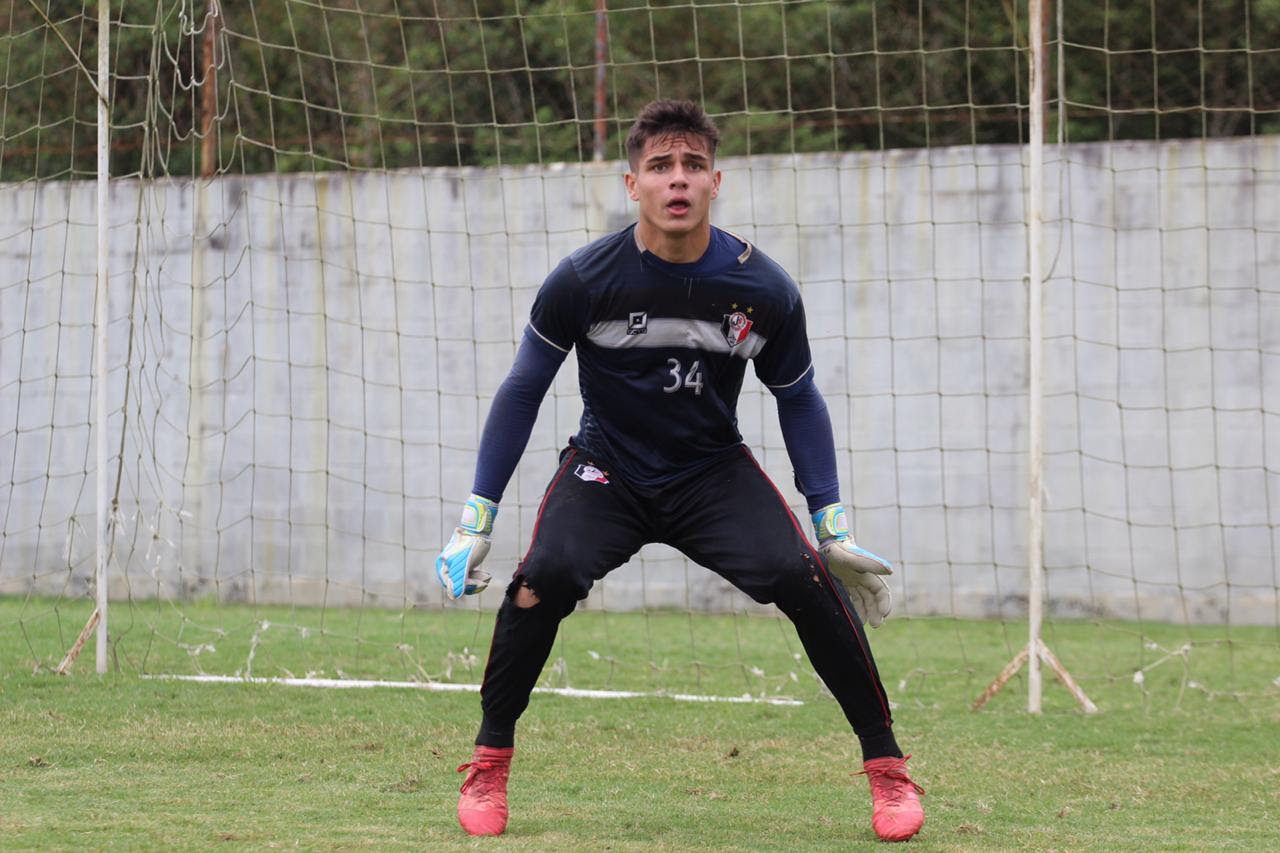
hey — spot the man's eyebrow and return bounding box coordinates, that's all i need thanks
[643,150,709,166]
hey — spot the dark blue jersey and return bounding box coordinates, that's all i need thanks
[528,224,813,486]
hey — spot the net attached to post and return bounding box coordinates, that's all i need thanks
[0,1,1276,710]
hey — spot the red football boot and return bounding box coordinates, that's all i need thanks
[456,745,513,836]
[860,754,925,842]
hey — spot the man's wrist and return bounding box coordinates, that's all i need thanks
[460,494,499,536]
[811,503,849,542]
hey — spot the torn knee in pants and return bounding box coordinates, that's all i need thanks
[504,576,576,619]
[512,579,540,609]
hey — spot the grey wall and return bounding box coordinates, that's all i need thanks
[2,137,1277,624]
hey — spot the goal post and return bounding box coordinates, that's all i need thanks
[1,1,1276,708]
[94,0,110,676]
[1027,0,1049,713]
[973,0,1098,716]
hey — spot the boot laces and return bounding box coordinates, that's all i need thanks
[859,755,926,804]
[457,760,504,803]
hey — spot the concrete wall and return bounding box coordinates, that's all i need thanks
[2,137,1277,623]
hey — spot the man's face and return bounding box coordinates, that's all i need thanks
[624,132,721,237]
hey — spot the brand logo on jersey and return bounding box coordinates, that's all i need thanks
[626,311,648,335]
[575,464,610,484]
[721,311,753,347]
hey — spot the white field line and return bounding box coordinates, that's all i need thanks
[141,673,805,706]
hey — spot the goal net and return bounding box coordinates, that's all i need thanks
[1,1,1276,708]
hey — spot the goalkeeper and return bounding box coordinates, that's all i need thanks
[437,99,924,843]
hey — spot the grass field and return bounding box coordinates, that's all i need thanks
[2,596,1278,849]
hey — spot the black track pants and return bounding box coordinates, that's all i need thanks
[477,446,897,752]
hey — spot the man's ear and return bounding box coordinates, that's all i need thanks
[624,171,639,201]
[711,169,722,199]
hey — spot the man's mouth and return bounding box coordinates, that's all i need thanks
[666,198,691,215]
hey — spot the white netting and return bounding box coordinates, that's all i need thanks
[1,1,1276,703]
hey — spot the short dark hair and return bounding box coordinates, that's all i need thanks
[625,99,720,169]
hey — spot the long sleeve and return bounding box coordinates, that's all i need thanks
[470,327,568,502]
[772,367,841,512]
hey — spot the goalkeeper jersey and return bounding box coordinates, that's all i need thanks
[528,223,814,487]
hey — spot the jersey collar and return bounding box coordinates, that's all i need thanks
[633,225,753,278]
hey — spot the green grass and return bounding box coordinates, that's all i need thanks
[5,596,1278,705]
[2,596,1279,849]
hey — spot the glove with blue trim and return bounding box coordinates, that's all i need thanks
[436,494,497,600]
[812,503,893,628]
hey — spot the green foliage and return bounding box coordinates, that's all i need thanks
[1,0,1277,179]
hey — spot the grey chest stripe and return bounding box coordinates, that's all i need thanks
[585,318,767,359]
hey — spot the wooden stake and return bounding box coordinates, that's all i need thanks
[1036,639,1098,714]
[57,608,101,675]
[972,644,1029,711]
[973,639,1098,714]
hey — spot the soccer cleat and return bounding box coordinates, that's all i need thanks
[456,745,513,836]
[860,754,925,842]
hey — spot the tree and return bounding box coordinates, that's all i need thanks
[1,0,1275,179]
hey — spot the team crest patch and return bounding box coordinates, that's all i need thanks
[626,311,648,335]
[575,464,609,484]
[721,311,753,347]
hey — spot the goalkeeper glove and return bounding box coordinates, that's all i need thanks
[436,494,497,600]
[812,503,893,628]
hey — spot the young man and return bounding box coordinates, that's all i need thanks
[435,99,925,843]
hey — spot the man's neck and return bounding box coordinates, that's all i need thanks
[634,220,712,264]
